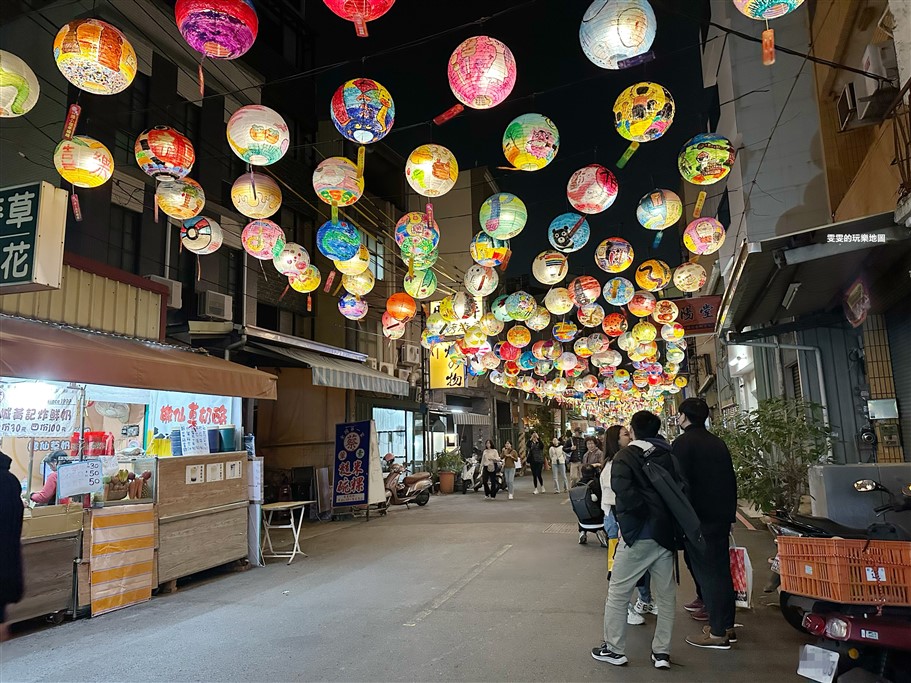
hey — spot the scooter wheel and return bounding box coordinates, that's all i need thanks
[415,490,431,506]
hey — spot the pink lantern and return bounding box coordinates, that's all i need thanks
[323,0,395,37]
[566,164,618,214]
[438,36,516,124]
[242,219,285,260]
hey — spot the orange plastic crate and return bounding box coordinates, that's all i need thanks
[778,537,911,606]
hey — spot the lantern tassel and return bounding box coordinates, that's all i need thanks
[62,104,81,141]
[307,294,312,312]
[323,270,336,293]
[331,201,339,225]
[197,57,205,97]
[332,279,344,297]
[70,192,83,222]
[279,284,289,301]
[425,202,434,225]
[356,146,365,179]
[408,254,414,279]
[153,187,159,223]
[433,104,464,126]
[196,255,202,282]
[616,142,640,169]
[762,26,776,66]
[652,231,664,249]
[693,191,706,219]
[249,165,257,200]
[353,13,368,38]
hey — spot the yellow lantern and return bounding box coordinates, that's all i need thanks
[405,144,458,197]
[342,268,375,296]
[53,136,113,188]
[334,244,371,275]
[675,376,688,388]
[53,19,137,95]
[632,321,657,342]
[231,172,282,219]
[157,178,205,219]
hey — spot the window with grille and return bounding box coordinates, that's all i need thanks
[360,230,385,280]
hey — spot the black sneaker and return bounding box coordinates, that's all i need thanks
[652,653,671,670]
[591,643,628,666]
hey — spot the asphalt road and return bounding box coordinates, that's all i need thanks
[1,476,809,682]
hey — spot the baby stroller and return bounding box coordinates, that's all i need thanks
[569,476,608,547]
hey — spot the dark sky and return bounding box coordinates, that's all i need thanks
[308,0,711,285]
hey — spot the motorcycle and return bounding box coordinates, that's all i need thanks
[459,450,505,494]
[769,479,911,683]
[383,462,432,508]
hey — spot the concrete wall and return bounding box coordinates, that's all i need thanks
[888,0,911,86]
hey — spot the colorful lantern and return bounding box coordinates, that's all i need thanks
[491,295,512,322]
[548,213,590,253]
[628,290,657,317]
[426,312,446,333]
[242,219,285,260]
[733,0,804,19]
[231,172,281,218]
[579,0,657,70]
[0,51,40,118]
[180,216,223,255]
[175,0,258,59]
[443,292,478,322]
[384,324,406,341]
[403,269,437,300]
[480,312,504,336]
[401,249,439,271]
[602,312,627,337]
[395,212,439,257]
[632,321,657,342]
[273,242,311,277]
[636,189,683,230]
[505,291,537,321]
[575,338,593,358]
[227,105,289,165]
[497,341,521,361]
[673,262,706,293]
[157,178,205,219]
[341,268,375,296]
[652,300,679,324]
[661,322,685,342]
[448,36,517,110]
[405,144,458,197]
[469,232,508,267]
[527,307,551,332]
[566,164,618,214]
[502,113,559,171]
[578,303,606,328]
[544,287,574,315]
[464,264,499,297]
[323,0,395,37]
[311,157,363,208]
[603,277,635,306]
[507,325,531,349]
[613,82,675,143]
[556,350,578,370]
[53,136,113,188]
[334,244,371,275]
[594,237,634,273]
[386,292,416,321]
[330,78,395,144]
[532,250,568,285]
[568,276,601,308]
[684,217,726,255]
[479,193,527,240]
[317,219,360,261]
[53,19,137,95]
[135,126,195,181]
[339,294,369,320]
[635,259,672,291]
[289,265,321,293]
[678,133,736,185]
[554,322,579,343]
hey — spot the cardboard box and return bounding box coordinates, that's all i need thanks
[22,502,84,539]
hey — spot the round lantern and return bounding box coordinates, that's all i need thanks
[588,333,608,353]
[541,340,563,361]
[603,277,635,306]
[652,299,679,324]
[330,78,395,144]
[231,172,281,219]
[401,249,439,271]
[387,292,416,321]
[568,275,602,308]
[405,144,458,197]
[342,268,375,296]
[480,312,504,336]
[578,303,606,328]
[545,287,574,315]
[180,216,223,255]
[464,325,487,347]
[469,232,508,267]
[395,212,440,257]
[613,82,675,143]
[273,242,310,277]
[594,237,634,273]
[480,193,527,240]
[227,105,289,165]
[548,213,590,253]
[502,113,559,171]
[403,269,438,300]
[175,0,258,59]
[384,324,406,341]
[734,0,804,20]
[448,36,517,110]
[242,219,285,260]
[53,136,113,188]
[579,0,656,69]
[566,164,618,214]
[0,51,40,118]
[491,295,511,322]
[555,350,578,370]
[617,332,635,351]
[575,338,593,358]
[602,312,628,337]
[135,126,195,181]
[636,189,683,230]
[628,290,657,317]
[497,342,520,361]
[426,312,446,333]
[527,307,551,332]
[317,219,360,261]
[666,345,686,364]
[339,294,369,320]
[675,376,689,388]
[442,292,478,323]
[312,157,364,207]
[684,217,726,255]
[334,244,371,275]
[678,133,736,185]
[53,19,136,94]
[632,321,657,342]
[464,264,499,297]
[673,262,707,293]
[661,322,685,342]
[505,291,537,321]
[635,259,672,291]
[613,369,631,385]
[289,265,321,293]
[507,325,531,349]
[157,178,204,219]
[532,250,569,286]
[323,0,395,35]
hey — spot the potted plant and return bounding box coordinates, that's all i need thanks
[435,449,463,494]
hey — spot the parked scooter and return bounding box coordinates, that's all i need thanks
[770,480,911,682]
[383,462,432,508]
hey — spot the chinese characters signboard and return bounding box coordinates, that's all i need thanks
[429,342,465,390]
[0,181,68,294]
[57,459,103,498]
[0,382,81,438]
[333,420,371,507]
[148,391,234,435]
[673,296,722,336]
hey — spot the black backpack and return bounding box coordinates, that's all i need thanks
[569,480,602,521]
[640,446,706,555]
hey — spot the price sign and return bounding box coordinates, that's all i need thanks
[57,459,103,498]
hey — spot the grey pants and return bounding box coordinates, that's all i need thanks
[603,538,676,656]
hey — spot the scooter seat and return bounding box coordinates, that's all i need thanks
[403,472,431,486]
[790,513,869,539]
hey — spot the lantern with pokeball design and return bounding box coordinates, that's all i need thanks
[502,113,559,171]
[135,126,195,181]
[331,78,395,144]
[181,216,223,255]
[53,19,137,95]
[175,0,258,59]
[480,193,527,240]
[405,144,458,197]
[567,164,618,214]
[579,0,656,70]
[323,0,395,37]
[613,82,675,143]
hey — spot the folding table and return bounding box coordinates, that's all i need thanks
[261,500,316,565]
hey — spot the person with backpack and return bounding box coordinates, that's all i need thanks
[673,398,739,650]
[591,411,685,670]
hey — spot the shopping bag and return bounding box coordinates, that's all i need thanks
[730,542,753,609]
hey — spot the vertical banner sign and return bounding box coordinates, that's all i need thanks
[0,383,81,437]
[333,420,370,507]
[429,342,465,389]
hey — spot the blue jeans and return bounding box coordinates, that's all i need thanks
[504,467,515,494]
[551,462,569,492]
[604,508,619,538]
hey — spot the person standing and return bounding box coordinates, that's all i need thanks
[501,440,519,500]
[1,451,25,642]
[582,437,604,467]
[480,440,502,500]
[29,451,69,505]
[673,398,739,650]
[527,432,546,494]
[592,411,682,670]
[549,437,569,494]
[567,430,584,487]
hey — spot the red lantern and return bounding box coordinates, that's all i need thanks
[323,0,395,37]
[386,292,416,321]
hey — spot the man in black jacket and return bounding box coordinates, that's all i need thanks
[1,451,25,641]
[673,398,738,650]
[591,411,680,671]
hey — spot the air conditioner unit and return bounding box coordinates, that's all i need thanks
[366,357,378,371]
[396,369,410,381]
[400,343,421,366]
[379,362,395,376]
[198,291,233,322]
[146,275,182,310]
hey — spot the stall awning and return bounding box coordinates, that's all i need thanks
[0,315,277,399]
[250,343,409,397]
[451,411,490,426]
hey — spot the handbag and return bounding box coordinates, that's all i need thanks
[730,535,753,609]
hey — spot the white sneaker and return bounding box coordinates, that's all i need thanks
[634,598,658,615]
[627,606,645,625]
[508,493,514,500]
[540,486,546,493]
[533,488,539,495]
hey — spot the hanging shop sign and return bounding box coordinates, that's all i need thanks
[429,342,465,390]
[0,382,81,437]
[147,391,238,435]
[333,420,371,507]
[673,295,722,336]
[0,181,68,294]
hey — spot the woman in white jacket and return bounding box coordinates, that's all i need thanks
[549,437,569,493]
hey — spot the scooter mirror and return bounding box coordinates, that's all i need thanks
[854,479,879,492]
[902,484,911,498]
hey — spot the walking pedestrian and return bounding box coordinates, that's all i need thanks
[527,432,545,494]
[592,411,684,670]
[1,451,25,642]
[549,437,569,493]
[673,398,739,650]
[582,437,604,467]
[501,441,519,499]
[480,440,502,500]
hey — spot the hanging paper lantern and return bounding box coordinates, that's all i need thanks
[330,78,395,144]
[464,264,499,297]
[403,269,438,300]
[505,291,537,321]
[317,219,360,261]
[272,242,310,277]
[532,250,568,286]
[678,133,736,185]
[339,293,369,320]
[613,369,631,385]
[544,287,574,315]
[555,350,578,370]
[548,213,590,253]
[135,126,195,181]
[636,189,683,231]
[312,157,364,207]
[497,341,521,361]
[667,345,686,364]
[53,136,113,188]
[387,292,416,321]
[231,172,281,218]
[0,51,40,118]
[578,303,606,328]
[464,325,487,347]
[181,216,223,255]
[588,333,608,353]
[566,164,618,214]
[480,312,504,336]
[289,265,321,293]
[575,338,593,358]
[632,321,657,342]
[541,340,563,361]
[603,277,635,306]
[242,219,285,260]
[405,144,458,197]
[227,105,289,165]
[479,193,527,240]
[447,35,517,111]
[426,312,446,333]
[175,0,258,59]
[491,295,512,322]
[323,0,395,36]
[527,307,551,332]
[384,324,406,341]
[469,232,509,267]
[507,325,531,349]
[684,217,726,255]
[334,244,371,276]
[53,19,137,95]
[672,262,706,293]
[157,178,205,219]
[502,113,559,171]
[675,376,689,388]
[447,293,479,322]
[613,82,675,143]
[635,259,672,291]
[395,212,440,257]
[595,237,634,273]
[733,0,804,20]
[341,268,375,296]
[628,290,657,317]
[579,0,656,70]
[617,332,635,351]
[568,275,602,308]
[661,322,685,342]
[400,247,438,271]
[534,360,553,376]
[652,300,679,324]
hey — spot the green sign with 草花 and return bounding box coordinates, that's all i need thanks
[0,181,67,294]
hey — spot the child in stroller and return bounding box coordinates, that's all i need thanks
[569,464,608,547]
